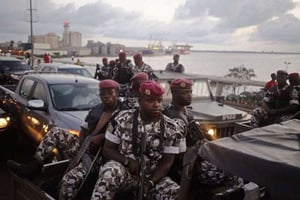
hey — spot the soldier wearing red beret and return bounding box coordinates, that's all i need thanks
[91,80,185,200]
[9,79,129,200]
[251,70,299,127]
[133,53,155,80]
[123,72,149,108]
[113,52,134,97]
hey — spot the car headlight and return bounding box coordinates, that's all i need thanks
[68,129,80,136]
[10,74,20,80]
[0,116,11,129]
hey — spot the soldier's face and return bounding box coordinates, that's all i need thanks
[139,95,163,118]
[173,89,192,106]
[100,88,119,107]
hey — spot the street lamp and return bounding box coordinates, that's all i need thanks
[284,61,291,71]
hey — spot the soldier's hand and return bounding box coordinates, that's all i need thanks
[128,159,139,176]
[89,134,104,154]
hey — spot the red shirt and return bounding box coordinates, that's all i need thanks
[264,80,277,91]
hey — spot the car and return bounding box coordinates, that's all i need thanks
[0,73,101,145]
[0,107,16,160]
[37,62,93,79]
[0,56,32,85]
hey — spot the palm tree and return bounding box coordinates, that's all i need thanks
[225,65,256,95]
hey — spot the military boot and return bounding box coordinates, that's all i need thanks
[7,158,42,180]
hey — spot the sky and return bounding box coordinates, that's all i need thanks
[1,0,300,52]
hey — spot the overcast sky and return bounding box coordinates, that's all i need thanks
[1,0,300,52]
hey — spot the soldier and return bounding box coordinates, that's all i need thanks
[165,78,243,200]
[163,78,194,184]
[99,57,111,80]
[59,79,128,200]
[91,80,185,200]
[123,72,149,109]
[113,52,134,97]
[251,70,299,127]
[133,53,156,80]
[7,80,127,182]
[165,54,185,73]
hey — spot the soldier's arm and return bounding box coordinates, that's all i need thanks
[103,140,129,166]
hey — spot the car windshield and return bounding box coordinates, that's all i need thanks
[49,83,101,111]
[0,61,32,71]
[58,68,93,78]
[159,79,212,99]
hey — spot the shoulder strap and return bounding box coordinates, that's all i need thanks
[132,109,165,156]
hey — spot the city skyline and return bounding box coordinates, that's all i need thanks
[1,0,300,52]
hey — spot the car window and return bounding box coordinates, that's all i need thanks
[19,78,35,99]
[31,82,47,102]
[0,61,31,72]
[58,68,93,78]
[50,83,100,110]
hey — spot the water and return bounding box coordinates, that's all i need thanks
[56,52,300,82]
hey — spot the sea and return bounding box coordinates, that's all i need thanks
[56,51,300,82]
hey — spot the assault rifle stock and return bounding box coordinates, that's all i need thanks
[137,132,147,200]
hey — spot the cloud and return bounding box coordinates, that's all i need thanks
[0,0,300,51]
[251,14,300,43]
[175,0,296,30]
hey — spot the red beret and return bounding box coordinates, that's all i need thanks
[170,78,193,89]
[99,79,119,89]
[130,72,149,82]
[277,70,288,76]
[288,73,300,84]
[133,53,142,60]
[139,81,165,97]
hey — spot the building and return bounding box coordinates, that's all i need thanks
[31,33,60,49]
[62,21,82,48]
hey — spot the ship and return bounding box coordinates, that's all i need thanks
[141,41,166,56]
[165,43,192,55]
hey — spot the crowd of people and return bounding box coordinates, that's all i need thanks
[251,70,300,127]
[6,51,300,199]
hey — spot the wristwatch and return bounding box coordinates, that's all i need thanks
[123,158,129,167]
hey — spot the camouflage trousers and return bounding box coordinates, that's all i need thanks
[59,161,89,200]
[35,127,81,162]
[91,160,179,200]
[251,107,291,128]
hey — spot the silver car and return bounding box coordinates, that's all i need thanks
[38,62,93,79]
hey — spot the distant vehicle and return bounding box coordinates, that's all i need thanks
[0,56,32,85]
[0,73,100,145]
[37,62,93,79]
[154,70,252,139]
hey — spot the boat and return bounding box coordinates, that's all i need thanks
[165,43,192,55]
[141,41,165,56]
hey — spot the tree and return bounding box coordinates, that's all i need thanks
[225,65,256,95]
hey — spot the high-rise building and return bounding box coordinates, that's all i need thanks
[63,21,70,47]
[70,32,82,47]
[62,21,82,48]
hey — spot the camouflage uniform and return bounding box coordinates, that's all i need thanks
[251,84,299,127]
[133,63,156,80]
[34,104,105,162]
[59,103,127,200]
[91,109,185,200]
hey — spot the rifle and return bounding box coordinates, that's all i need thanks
[67,129,98,170]
[137,131,147,200]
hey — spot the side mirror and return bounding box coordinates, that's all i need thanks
[27,99,47,111]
